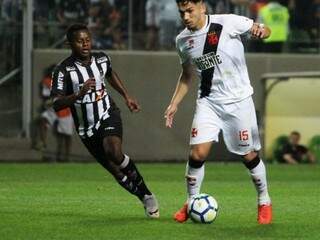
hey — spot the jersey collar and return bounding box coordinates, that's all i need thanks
[72,55,94,67]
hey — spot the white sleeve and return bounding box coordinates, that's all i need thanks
[225,14,253,37]
[175,37,190,64]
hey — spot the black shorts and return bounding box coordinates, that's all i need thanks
[81,108,122,163]
[97,108,123,139]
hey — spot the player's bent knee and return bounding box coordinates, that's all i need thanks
[243,151,258,161]
[103,148,123,164]
[103,140,123,164]
[188,156,205,169]
[190,149,209,162]
[242,152,261,170]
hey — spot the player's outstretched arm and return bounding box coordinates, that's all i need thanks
[164,62,193,128]
[250,22,271,39]
[107,70,141,113]
[52,79,96,111]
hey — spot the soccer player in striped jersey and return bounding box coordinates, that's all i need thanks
[51,24,159,218]
[164,0,272,224]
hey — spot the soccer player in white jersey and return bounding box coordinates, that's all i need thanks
[164,0,272,224]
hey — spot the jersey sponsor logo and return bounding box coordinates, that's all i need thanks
[76,90,107,104]
[193,52,222,71]
[97,56,108,64]
[66,66,76,71]
[95,89,105,101]
[57,71,64,90]
[191,128,198,138]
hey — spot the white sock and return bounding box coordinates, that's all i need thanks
[249,159,271,205]
[185,162,205,202]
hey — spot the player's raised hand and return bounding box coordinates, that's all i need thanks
[126,96,141,113]
[164,104,178,128]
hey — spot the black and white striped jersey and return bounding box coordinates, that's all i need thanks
[51,51,115,138]
[176,14,254,104]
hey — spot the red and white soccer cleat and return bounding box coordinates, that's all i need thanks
[258,204,272,224]
[173,203,189,223]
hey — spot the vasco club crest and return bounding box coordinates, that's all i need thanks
[207,32,219,45]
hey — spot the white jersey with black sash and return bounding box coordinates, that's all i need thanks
[51,52,115,138]
[176,14,254,104]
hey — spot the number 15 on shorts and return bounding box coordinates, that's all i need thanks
[239,130,249,141]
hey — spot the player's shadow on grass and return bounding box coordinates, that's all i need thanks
[1,208,154,224]
[79,215,175,226]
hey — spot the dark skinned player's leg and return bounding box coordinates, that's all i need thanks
[102,135,159,218]
[82,135,141,198]
[98,157,141,197]
[102,136,152,200]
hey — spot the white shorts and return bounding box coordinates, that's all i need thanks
[41,108,57,126]
[57,115,74,136]
[190,96,261,155]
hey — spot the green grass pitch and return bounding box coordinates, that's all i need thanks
[0,163,319,240]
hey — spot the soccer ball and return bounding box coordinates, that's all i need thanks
[188,193,218,223]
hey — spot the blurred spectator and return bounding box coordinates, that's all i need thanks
[310,0,320,40]
[287,0,316,51]
[288,0,312,31]
[55,106,73,162]
[89,0,125,50]
[34,0,57,47]
[231,0,252,17]
[1,0,22,71]
[158,0,181,50]
[258,0,289,52]
[250,0,268,20]
[32,65,73,162]
[279,131,316,164]
[108,4,126,49]
[208,0,232,14]
[145,0,160,50]
[88,0,113,49]
[34,0,56,21]
[57,0,88,30]
[113,0,129,49]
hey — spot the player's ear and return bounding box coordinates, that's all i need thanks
[64,35,72,47]
[200,2,206,14]
[64,38,71,48]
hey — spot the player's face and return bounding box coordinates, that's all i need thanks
[178,1,206,31]
[290,134,300,146]
[70,30,92,60]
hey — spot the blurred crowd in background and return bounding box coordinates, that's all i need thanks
[0,0,319,74]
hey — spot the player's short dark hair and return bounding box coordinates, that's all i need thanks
[291,131,301,137]
[176,0,203,4]
[66,23,89,43]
